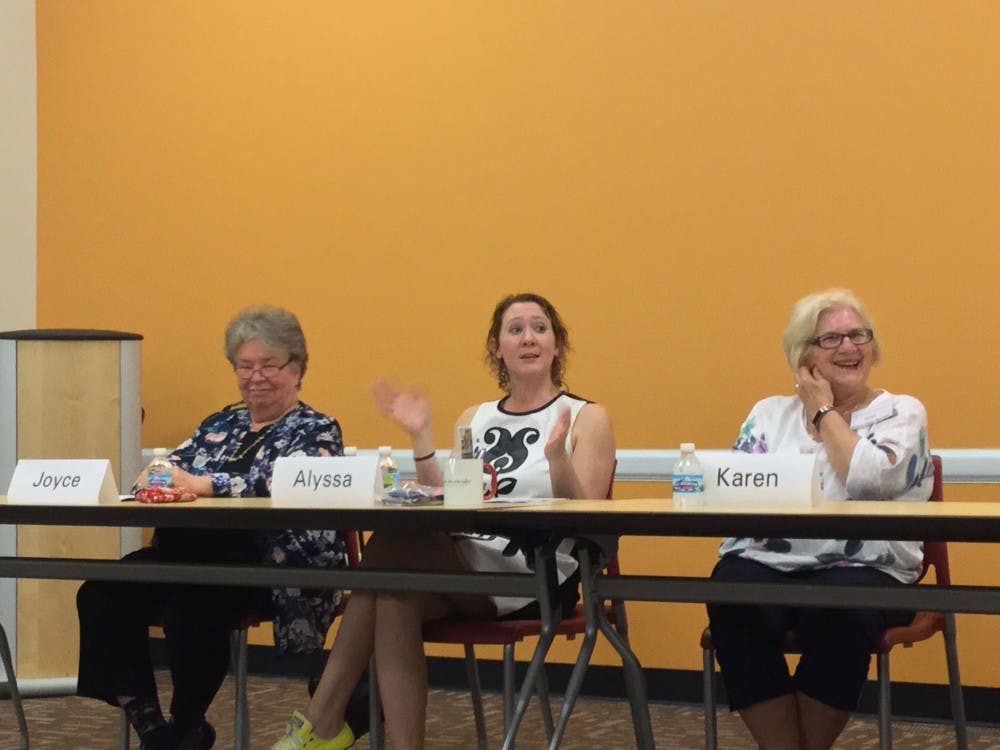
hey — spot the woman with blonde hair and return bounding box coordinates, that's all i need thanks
[707,288,933,750]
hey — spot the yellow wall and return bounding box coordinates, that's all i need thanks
[36,2,1000,687]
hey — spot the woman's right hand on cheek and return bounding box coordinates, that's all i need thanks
[795,365,835,413]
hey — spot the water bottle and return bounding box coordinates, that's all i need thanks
[377,445,399,498]
[672,442,704,505]
[146,448,174,487]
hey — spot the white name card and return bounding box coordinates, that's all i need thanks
[695,450,820,506]
[6,459,119,504]
[271,456,379,505]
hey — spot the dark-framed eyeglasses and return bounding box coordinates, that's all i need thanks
[233,359,292,380]
[806,328,874,350]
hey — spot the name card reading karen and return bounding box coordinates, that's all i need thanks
[271,456,379,504]
[6,459,119,504]
[696,450,820,506]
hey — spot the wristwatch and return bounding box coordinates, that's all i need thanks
[812,404,835,430]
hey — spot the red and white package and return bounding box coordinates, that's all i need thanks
[135,486,199,504]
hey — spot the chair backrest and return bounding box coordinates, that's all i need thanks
[920,454,951,586]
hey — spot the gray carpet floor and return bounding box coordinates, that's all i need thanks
[2,672,996,749]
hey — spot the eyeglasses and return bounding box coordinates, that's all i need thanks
[806,328,874,349]
[234,359,292,380]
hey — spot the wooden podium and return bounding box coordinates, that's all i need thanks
[0,329,142,684]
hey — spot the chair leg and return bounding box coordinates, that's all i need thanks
[462,644,488,750]
[503,642,517,750]
[119,707,132,750]
[702,647,717,750]
[231,628,250,750]
[536,666,555,745]
[368,658,383,750]
[877,652,892,750]
[611,600,629,643]
[0,623,28,750]
[943,613,968,749]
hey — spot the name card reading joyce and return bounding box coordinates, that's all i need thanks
[6,459,119,504]
[695,450,820,506]
[271,456,380,504]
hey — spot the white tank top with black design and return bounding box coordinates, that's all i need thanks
[452,391,589,615]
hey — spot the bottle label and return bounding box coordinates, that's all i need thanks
[381,467,399,490]
[673,473,704,493]
[147,467,173,488]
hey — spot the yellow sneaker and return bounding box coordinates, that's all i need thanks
[270,711,355,750]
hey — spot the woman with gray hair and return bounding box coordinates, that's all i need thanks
[76,305,346,750]
[707,288,933,750]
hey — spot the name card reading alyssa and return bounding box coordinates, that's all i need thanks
[6,459,119,504]
[696,451,820,506]
[271,456,379,504]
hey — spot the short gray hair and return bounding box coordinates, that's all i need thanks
[224,305,309,378]
[782,288,881,371]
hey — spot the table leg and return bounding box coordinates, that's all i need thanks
[500,545,561,750]
[548,544,656,750]
[593,572,655,748]
[547,543,600,749]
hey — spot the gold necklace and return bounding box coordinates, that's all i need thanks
[226,422,278,463]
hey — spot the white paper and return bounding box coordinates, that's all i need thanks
[271,456,379,505]
[685,450,820,506]
[6,459,119,504]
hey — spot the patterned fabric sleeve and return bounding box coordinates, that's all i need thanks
[845,396,932,501]
[166,409,251,497]
[163,414,241,497]
[732,404,769,454]
[167,406,342,497]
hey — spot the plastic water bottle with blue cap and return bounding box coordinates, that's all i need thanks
[672,442,704,506]
[146,448,174,487]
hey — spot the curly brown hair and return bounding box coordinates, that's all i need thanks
[485,292,571,392]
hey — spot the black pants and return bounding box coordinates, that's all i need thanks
[76,545,271,725]
[706,555,914,712]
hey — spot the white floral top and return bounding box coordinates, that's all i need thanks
[718,391,933,583]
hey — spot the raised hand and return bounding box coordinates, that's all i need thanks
[795,365,835,416]
[371,379,432,438]
[544,408,572,464]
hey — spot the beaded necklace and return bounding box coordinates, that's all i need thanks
[225,422,278,463]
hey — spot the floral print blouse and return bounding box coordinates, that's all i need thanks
[719,391,933,584]
[160,400,346,653]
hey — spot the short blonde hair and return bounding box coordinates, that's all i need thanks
[782,288,881,370]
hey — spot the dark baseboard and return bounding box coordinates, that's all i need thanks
[152,640,1000,726]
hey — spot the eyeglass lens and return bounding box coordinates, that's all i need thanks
[814,329,872,348]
